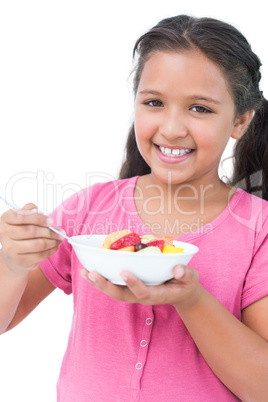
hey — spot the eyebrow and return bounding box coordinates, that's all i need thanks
[138,90,163,96]
[138,90,221,105]
[187,95,221,105]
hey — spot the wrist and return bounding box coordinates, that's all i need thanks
[173,283,205,314]
[1,251,30,280]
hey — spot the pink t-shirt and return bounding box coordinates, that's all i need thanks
[40,176,268,401]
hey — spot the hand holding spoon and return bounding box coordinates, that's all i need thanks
[0,196,70,241]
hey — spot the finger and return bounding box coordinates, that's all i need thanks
[22,203,39,211]
[80,268,90,280]
[2,203,53,228]
[3,202,37,213]
[6,224,65,241]
[173,264,199,284]
[18,238,62,254]
[4,237,61,255]
[173,265,186,280]
[4,208,52,228]
[80,270,136,302]
[121,271,173,305]
[120,271,152,301]
[6,202,39,216]
[7,245,61,270]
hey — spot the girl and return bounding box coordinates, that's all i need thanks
[1,14,268,401]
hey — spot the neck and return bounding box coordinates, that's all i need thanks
[139,173,234,216]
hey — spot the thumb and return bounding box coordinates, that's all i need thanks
[22,203,38,211]
[173,264,199,283]
[173,265,186,280]
[15,203,40,217]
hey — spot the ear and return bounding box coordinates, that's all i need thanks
[231,109,254,140]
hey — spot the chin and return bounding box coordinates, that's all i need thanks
[151,170,189,186]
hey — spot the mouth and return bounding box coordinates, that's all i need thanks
[157,145,193,158]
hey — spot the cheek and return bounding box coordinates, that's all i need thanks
[134,124,150,162]
[134,111,155,144]
[134,112,156,166]
[193,120,231,152]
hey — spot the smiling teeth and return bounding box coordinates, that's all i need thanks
[159,146,192,157]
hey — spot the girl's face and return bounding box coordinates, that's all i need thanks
[134,50,246,188]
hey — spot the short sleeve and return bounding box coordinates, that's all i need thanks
[40,240,72,294]
[39,186,93,294]
[242,214,268,309]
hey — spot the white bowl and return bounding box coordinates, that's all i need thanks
[69,234,199,286]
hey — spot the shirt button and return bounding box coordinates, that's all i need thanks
[140,340,147,347]
[145,318,153,325]
[135,362,143,370]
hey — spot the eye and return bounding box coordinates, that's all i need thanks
[145,99,164,107]
[191,105,211,113]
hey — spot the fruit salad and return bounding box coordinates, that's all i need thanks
[101,230,184,254]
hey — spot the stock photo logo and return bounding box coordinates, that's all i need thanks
[2,170,266,234]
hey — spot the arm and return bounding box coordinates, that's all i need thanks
[2,264,56,333]
[176,285,268,402]
[0,204,62,334]
[81,265,268,401]
[0,250,29,334]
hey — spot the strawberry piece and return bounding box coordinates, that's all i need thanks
[146,240,165,251]
[110,232,141,250]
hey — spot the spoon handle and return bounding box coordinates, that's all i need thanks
[46,225,69,240]
[0,196,70,240]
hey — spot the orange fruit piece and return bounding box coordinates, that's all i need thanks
[157,236,174,246]
[118,245,135,252]
[162,245,184,253]
[102,229,131,249]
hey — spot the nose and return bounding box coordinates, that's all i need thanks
[160,108,188,141]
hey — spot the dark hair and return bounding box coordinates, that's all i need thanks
[119,15,268,200]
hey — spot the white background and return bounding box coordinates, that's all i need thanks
[0,1,267,401]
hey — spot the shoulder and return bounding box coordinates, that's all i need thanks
[233,187,268,209]
[52,176,139,235]
[55,176,139,212]
[231,188,268,233]
[48,176,138,233]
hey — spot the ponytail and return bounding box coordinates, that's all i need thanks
[119,123,151,180]
[231,97,268,200]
